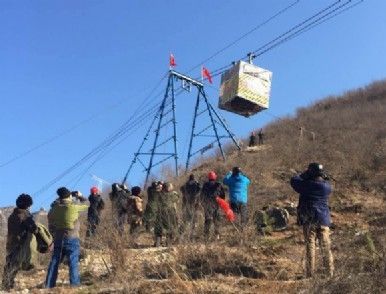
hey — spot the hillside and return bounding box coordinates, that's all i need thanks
[1,80,385,293]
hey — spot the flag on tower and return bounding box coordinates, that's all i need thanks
[202,66,213,84]
[169,53,176,68]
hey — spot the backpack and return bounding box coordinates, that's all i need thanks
[34,223,53,253]
[127,195,143,215]
[268,207,289,230]
[116,191,130,213]
[185,181,200,195]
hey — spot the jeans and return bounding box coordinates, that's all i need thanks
[45,238,81,288]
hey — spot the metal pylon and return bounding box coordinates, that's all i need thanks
[122,72,178,186]
[123,70,240,187]
[185,83,240,170]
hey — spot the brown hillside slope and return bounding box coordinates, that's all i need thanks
[182,79,386,208]
[1,80,385,293]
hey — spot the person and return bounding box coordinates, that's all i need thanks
[258,129,264,145]
[223,167,251,229]
[127,186,144,235]
[200,171,226,240]
[154,182,179,247]
[109,183,130,232]
[86,187,105,237]
[254,206,270,236]
[254,206,289,236]
[248,131,257,147]
[180,174,201,237]
[290,162,334,278]
[2,194,38,291]
[45,187,88,288]
[143,181,162,232]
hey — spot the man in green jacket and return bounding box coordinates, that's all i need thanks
[154,182,179,247]
[2,194,38,291]
[45,187,88,288]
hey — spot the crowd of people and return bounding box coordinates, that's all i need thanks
[1,162,334,290]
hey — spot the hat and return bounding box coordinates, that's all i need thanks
[307,162,324,178]
[208,171,217,181]
[57,187,71,199]
[90,187,99,194]
[232,167,241,175]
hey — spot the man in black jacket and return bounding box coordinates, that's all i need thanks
[180,174,201,237]
[87,187,105,237]
[290,162,334,278]
[2,194,38,291]
[200,171,225,240]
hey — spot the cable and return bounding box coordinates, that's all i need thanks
[250,0,343,56]
[34,83,184,204]
[185,0,301,74]
[0,72,169,169]
[208,0,362,80]
[281,0,364,42]
[35,81,185,203]
[36,112,158,206]
[34,98,164,197]
[0,101,123,168]
[70,105,162,188]
[253,0,358,58]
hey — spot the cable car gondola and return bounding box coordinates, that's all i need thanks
[219,60,272,117]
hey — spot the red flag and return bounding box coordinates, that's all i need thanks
[202,66,213,84]
[225,209,236,222]
[216,196,235,222]
[169,54,176,68]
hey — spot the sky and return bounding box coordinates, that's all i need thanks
[1,0,385,210]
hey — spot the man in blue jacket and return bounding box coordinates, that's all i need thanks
[223,167,251,229]
[290,162,334,278]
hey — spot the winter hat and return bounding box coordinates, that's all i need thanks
[90,186,99,194]
[232,167,241,175]
[57,187,71,199]
[16,194,33,209]
[307,162,324,178]
[208,171,217,181]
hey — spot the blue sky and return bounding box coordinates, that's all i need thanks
[1,0,385,210]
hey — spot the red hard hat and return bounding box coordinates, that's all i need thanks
[90,186,99,194]
[208,171,217,181]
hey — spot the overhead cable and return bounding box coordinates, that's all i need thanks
[186,0,301,74]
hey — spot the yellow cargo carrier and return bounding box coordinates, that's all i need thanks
[219,60,272,117]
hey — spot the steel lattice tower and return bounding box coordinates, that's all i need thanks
[122,70,240,187]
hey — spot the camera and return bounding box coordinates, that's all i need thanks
[71,191,82,198]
